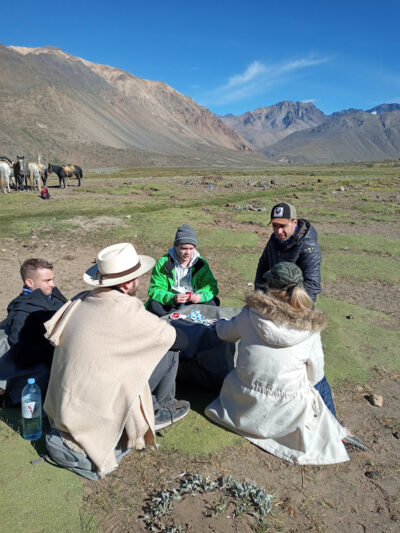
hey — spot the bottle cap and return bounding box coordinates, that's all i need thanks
[28,378,35,385]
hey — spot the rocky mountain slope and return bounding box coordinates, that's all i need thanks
[0,45,266,167]
[224,101,400,163]
[265,110,400,163]
[221,101,327,150]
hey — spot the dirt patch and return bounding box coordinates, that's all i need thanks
[323,279,400,322]
[63,215,126,232]
[84,372,400,532]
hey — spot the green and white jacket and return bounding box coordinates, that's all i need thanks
[146,251,219,306]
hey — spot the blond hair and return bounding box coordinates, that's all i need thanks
[267,285,313,313]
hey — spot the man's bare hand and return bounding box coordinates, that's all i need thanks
[189,293,201,304]
[174,293,189,304]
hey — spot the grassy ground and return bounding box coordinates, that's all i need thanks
[0,161,399,532]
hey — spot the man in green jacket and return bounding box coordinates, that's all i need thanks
[146,224,219,317]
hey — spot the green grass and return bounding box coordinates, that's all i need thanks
[322,252,400,284]
[318,297,400,386]
[0,413,87,533]
[159,407,243,455]
[201,227,259,248]
[1,164,400,531]
[319,233,400,258]
[227,252,262,283]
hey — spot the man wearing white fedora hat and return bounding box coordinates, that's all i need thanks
[42,242,190,479]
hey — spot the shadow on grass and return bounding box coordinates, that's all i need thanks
[0,405,51,457]
[176,380,217,415]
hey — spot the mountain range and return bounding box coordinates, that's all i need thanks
[1,44,399,166]
[0,45,265,168]
[221,101,400,163]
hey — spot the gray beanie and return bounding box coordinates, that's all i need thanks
[174,224,197,247]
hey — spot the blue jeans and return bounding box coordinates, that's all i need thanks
[314,376,336,418]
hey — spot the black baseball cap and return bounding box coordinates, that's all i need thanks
[270,202,297,224]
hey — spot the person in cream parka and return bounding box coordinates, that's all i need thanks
[206,262,349,466]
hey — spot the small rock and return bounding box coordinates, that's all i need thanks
[345,314,354,319]
[125,215,131,219]
[339,186,345,192]
[1,248,6,252]
[247,282,253,287]
[368,394,384,407]
[355,385,364,393]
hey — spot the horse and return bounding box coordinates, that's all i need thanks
[47,163,83,188]
[0,156,13,166]
[13,155,28,191]
[0,161,14,193]
[28,162,47,190]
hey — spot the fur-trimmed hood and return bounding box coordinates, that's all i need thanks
[246,290,327,342]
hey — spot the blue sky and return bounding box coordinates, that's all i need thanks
[2,0,399,115]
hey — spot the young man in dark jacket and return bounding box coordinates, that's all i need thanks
[0,258,67,405]
[254,202,322,302]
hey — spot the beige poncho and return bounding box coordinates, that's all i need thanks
[44,287,176,477]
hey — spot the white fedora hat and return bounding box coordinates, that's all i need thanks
[83,242,155,287]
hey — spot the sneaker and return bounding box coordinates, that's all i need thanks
[154,399,190,431]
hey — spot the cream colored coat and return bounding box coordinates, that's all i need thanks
[44,288,176,477]
[205,292,349,465]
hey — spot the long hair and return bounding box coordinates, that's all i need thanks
[267,285,313,314]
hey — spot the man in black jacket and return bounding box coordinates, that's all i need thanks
[0,258,67,405]
[254,202,322,301]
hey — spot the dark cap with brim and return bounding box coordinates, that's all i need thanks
[263,261,303,290]
[270,202,297,224]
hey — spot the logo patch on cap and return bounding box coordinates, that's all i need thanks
[273,207,284,217]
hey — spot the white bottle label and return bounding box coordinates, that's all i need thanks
[22,401,36,418]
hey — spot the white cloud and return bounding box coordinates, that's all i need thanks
[205,56,329,106]
[225,60,268,89]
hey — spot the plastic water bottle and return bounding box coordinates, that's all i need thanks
[21,378,42,440]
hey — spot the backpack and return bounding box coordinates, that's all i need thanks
[45,429,131,481]
[40,188,50,199]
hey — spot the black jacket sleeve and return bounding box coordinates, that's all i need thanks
[254,244,270,290]
[169,327,189,352]
[296,243,322,301]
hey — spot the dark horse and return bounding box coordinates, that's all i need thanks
[13,155,28,191]
[47,164,83,188]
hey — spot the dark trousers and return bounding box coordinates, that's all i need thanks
[147,297,219,317]
[314,376,337,418]
[148,350,178,413]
